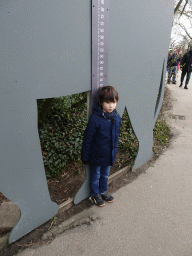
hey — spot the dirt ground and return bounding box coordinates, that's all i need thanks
[0,84,174,256]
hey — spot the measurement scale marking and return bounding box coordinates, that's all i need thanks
[92,0,110,106]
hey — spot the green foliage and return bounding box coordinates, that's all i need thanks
[118,110,138,161]
[38,93,87,178]
[153,118,171,145]
[37,96,170,179]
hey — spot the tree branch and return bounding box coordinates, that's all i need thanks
[179,0,189,18]
[40,98,54,121]
[174,0,184,15]
[177,10,192,18]
[175,22,192,39]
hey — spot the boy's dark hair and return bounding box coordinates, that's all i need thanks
[96,85,119,109]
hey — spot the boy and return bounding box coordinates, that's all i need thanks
[81,86,121,206]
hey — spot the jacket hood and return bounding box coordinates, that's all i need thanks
[92,103,118,122]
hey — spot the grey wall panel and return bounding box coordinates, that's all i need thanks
[0,0,92,244]
[107,0,174,169]
[0,0,174,243]
[74,0,174,204]
[1,0,91,99]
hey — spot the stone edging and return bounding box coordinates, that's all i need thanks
[0,165,130,250]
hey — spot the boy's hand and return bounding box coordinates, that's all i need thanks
[180,68,182,71]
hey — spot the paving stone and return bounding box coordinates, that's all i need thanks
[0,202,20,230]
[50,226,59,236]
[41,231,53,241]
[56,226,64,233]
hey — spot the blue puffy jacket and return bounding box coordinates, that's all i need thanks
[81,103,121,166]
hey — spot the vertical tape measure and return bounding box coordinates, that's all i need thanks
[92,0,110,106]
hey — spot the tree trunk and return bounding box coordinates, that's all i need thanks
[40,98,54,121]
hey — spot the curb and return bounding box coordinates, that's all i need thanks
[0,165,130,250]
[41,208,99,241]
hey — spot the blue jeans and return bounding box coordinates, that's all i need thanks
[90,165,110,196]
[168,66,177,82]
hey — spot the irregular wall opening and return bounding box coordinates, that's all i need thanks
[110,107,139,175]
[37,92,88,205]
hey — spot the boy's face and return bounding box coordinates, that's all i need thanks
[102,98,117,113]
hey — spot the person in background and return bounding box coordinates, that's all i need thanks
[177,61,180,73]
[167,49,181,84]
[179,45,192,90]
[176,49,182,77]
[167,51,172,72]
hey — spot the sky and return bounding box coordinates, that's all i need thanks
[170,3,192,47]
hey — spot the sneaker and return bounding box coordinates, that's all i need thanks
[179,84,182,87]
[184,86,188,89]
[90,194,105,207]
[101,192,114,203]
[167,81,170,84]
[172,81,176,84]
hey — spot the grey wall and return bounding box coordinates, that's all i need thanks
[0,0,174,244]
[108,0,173,169]
[75,0,174,204]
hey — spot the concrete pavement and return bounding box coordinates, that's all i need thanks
[14,72,192,255]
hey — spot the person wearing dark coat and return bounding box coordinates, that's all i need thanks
[167,49,181,84]
[167,51,172,72]
[179,46,192,89]
[81,86,121,206]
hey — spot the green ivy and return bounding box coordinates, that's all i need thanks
[38,93,87,178]
[37,94,170,178]
[153,118,171,145]
[118,110,138,160]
